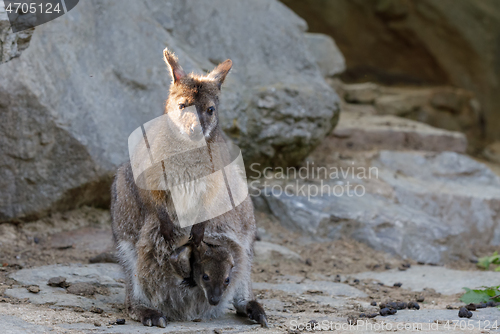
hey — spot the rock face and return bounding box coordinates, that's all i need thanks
[0,0,340,222]
[280,0,500,143]
[325,112,467,153]
[258,151,500,264]
[330,79,483,152]
[304,33,345,77]
[0,1,34,64]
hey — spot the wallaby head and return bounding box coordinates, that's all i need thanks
[192,240,235,306]
[163,48,232,141]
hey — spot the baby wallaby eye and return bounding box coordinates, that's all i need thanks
[207,106,215,115]
[224,277,230,285]
[179,103,186,110]
[202,273,210,282]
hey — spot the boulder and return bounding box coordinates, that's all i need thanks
[304,32,345,77]
[0,0,340,222]
[0,1,34,64]
[331,79,482,152]
[258,150,500,263]
[374,151,500,248]
[341,82,380,104]
[280,0,500,142]
[324,112,467,153]
[484,142,500,164]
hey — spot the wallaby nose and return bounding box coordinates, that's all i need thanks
[209,295,220,306]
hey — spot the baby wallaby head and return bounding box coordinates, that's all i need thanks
[163,48,232,141]
[192,240,235,306]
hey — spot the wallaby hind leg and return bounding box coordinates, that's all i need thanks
[246,300,269,328]
[233,266,269,328]
[126,289,168,328]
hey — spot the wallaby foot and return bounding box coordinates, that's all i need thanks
[139,308,168,328]
[190,221,206,246]
[245,300,268,328]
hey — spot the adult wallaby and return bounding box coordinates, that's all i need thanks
[111,48,268,327]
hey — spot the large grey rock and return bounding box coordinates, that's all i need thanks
[0,0,339,222]
[0,314,53,334]
[355,265,500,295]
[263,189,457,264]
[259,150,500,263]
[374,151,500,247]
[254,280,368,298]
[6,263,125,312]
[324,112,467,152]
[281,0,500,143]
[0,1,34,64]
[304,32,345,77]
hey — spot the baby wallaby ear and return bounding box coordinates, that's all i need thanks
[170,245,192,278]
[163,48,186,84]
[208,59,232,89]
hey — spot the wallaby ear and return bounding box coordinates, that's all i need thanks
[163,48,186,84]
[208,59,232,89]
[170,245,192,278]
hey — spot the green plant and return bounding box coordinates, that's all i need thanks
[477,251,500,271]
[460,286,500,304]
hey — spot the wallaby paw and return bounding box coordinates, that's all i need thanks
[140,309,168,328]
[246,300,269,328]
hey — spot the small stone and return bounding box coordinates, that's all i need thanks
[380,308,397,316]
[347,316,357,325]
[396,302,407,310]
[66,282,96,296]
[370,301,377,306]
[48,276,68,288]
[476,303,487,309]
[90,306,104,314]
[408,301,420,310]
[73,307,85,313]
[27,285,40,294]
[193,318,202,322]
[353,279,360,284]
[308,320,318,326]
[446,305,453,309]
[305,258,313,266]
[465,303,476,311]
[393,282,402,287]
[94,322,101,327]
[416,295,425,302]
[115,319,126,325]
[458,307,473,318]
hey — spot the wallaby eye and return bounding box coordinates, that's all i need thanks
[179,103,186,110]
[207,106,215,115]
[202,274,210,281]
[224,277,230,285]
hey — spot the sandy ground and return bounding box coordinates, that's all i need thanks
[0,206,498,333]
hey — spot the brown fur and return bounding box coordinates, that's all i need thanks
[111,48,267,327]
